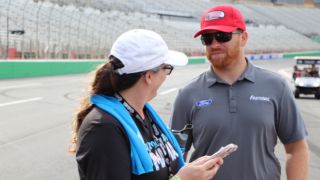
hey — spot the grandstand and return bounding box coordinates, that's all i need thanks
[0,0,320,59]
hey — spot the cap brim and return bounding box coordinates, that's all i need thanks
[193,26,238,38]
[164,50,188,66]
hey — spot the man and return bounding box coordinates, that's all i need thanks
[309,64,319,77]
[170,5,308,180]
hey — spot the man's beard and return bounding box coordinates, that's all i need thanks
[206,50,228,69]
[206,44,242,69]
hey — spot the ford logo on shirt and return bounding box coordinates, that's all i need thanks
[195,99,214,107]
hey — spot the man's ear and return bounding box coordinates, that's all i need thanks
[241,31,248,47]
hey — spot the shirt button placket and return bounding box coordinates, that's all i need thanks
[229,86,237,113]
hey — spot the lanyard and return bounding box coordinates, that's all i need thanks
[114,93,175,176]
[114,93,148,128]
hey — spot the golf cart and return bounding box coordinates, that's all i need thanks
[293,56,320,99]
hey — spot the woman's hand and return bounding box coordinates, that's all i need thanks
[174,156,223,180]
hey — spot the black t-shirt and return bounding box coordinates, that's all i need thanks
[76,106,179,180]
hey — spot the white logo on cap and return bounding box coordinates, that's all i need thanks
[205,11,225,21]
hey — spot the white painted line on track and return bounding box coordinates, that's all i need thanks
[0,83,41,90]
[159,88,177,95]
[0,97,43,107]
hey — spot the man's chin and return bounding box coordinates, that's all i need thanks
[209,54,225,62]
[208,56,226,68]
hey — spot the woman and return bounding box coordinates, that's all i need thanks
[70,29,223,180]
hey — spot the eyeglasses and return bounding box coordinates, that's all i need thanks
[200,31,242,46]
[150,64,174,75]
[162,64,174,75]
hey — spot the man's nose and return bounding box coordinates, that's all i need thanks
[208,38,220,47]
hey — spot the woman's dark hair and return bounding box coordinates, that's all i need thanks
[69,55,143,153]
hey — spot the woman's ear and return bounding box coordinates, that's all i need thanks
[143,71,153,85]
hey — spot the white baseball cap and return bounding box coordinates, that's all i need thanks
[109,29,188,75]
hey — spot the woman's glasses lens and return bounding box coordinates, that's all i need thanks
[163,64,174,75]
[201,32,234,46]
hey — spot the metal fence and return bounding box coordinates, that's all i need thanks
[1,0,320,59]
[0,0,108,59]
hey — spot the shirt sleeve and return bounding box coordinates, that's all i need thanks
[169,89,192,131]
[76,112,131,180]
[277,81,308,144]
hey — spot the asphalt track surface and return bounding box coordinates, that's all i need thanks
[0,59,319,180]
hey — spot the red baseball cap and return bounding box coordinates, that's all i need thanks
[194,5,246,38]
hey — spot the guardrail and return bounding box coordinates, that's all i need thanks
[0,57,206,79]
[0,60,104,79]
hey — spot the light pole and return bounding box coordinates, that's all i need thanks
[47,3,55,59]
[6,0,12,59]
[96,14,105,59]
[91,12,99,59]
[21,0,30,59]
[67,6,77,59]
[89,13,99,59]
[84,12,93,58]
[76,8,83,59]
[57,5,65,59]
[36,0,43,59]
